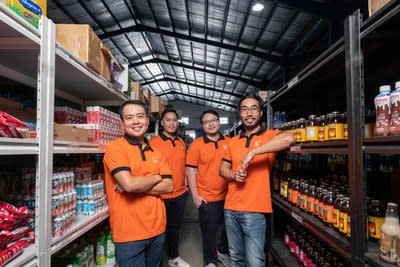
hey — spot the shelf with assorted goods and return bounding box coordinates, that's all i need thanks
[0,2,134,265]
[267,1,400,266]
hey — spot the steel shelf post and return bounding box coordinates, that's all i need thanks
[344,9,366,267]
[36,17,56,267]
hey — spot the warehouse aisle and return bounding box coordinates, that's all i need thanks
[162,194,225,267]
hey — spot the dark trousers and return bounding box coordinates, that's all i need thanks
[198,199,229,265]
[115,233,165,267]
[163,191,189,259]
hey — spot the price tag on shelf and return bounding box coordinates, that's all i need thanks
[290,145,301,151]
[288,76,298,88]
[291,211,303,224]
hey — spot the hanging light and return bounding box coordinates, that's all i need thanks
[251,0,264,11]
[226,80,232,85]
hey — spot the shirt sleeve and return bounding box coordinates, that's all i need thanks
[157,150,172,179]
[222,139,232,164]
[103,142,131,177]
[185,140,199,168]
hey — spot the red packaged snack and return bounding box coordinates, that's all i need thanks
[0,201,28,216]
[0,241,24,267]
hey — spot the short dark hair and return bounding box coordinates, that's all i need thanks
[238,93,264,110]
[161,108,179,120]
[200,110,219,124]
[119,100,150,120]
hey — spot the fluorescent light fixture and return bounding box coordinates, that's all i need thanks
[252,1,264,11]
[179,117,189,125]
[220,117,229,125]
[226,80,232,85]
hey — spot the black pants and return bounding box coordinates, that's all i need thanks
[163,191,189,259]
[198,199,229,265]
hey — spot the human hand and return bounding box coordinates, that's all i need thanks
[114,183,124,193]
[240,150,255,171]
[234,168,247,182]
[194,195,207,208]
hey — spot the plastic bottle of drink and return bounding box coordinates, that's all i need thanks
[380,202,400,263]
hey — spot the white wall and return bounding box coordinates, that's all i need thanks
[169,100,240,133]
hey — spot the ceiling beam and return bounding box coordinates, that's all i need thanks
[130,58,261,87]
[98,24,286,67]
[142,77,243,98]
[269,0,346,20]
[156,90,237,108]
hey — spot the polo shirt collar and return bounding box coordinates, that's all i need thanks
[124,134,153,161]
[203,133,225,149]
[160,132,179,147]
[239,127,266,148]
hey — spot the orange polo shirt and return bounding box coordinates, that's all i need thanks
[103,134,172,243]
[150,132,187,199]
[186,134,229,202]
[223,128,280,213]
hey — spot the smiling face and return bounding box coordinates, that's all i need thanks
[201,112,220,136]
[240,98,263,129]
[121,104,149,138]
[161,111,178,135]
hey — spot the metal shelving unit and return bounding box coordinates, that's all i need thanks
[0,3,125,265]
[270,237,302,267]
[272,193,351,260]
[51,208,109,255]
[267,1,400,266]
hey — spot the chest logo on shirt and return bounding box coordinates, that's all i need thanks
[180,144,185,150]
[223,144,228,150]
[152,156,159,164]
[254,140,262,147]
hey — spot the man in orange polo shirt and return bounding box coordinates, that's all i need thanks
[150,109,190,267]
[103,100,173,267]
[186,110,230,267]
[220,94,295,267]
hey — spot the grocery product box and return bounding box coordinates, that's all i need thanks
[257,90,268,101]
[6,0,46,28]
[369,0,391,16]
[100,46,112,82]
[56,24,101,74]
[0,97,36,123]
[27,124,94,143]
[143,87,151,102]
[131,81,141,100]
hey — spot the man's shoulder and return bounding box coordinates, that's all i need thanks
[105,137,125,151]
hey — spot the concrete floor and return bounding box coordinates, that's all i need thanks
[161,193,225,267]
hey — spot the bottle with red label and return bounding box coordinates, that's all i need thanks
[375,85,391,136]
[390,81,400,136]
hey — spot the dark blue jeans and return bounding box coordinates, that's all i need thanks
[115,233,165,267]
[163,191,189,259]
[198,199,229,265]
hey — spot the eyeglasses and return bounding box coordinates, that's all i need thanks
[202,118,219,125]
[240,106,260,114]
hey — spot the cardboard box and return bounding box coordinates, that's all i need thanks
[131,82,141,100]
[28,124,94,143]
[150,95,162,113]
[56,24,101,74]
[176,110,183,118]
[0,97,36,123]
[6,0,46,28]
[369,0,391,16]
[100,45,112,81]
[142,87,151,102]
[257,91,268,101]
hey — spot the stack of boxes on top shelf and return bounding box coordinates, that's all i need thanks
[130,81,169,119]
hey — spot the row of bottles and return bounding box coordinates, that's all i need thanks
[283,221,350,267]
[277,111,348,142]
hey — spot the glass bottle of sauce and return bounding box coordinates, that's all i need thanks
[307,185,316,215]
[333,194,344,231]
[287,178,294,203]
[339,197,350,236]
[347,204,351,239]
[318,189,327,221]
[323,191,335,226]
[368,200,385,240]
[325,113,331,141]
[343,112,348,140]
[292,180,300,206]
[314,187,322,217]
[306,115,318,142]
[380,202,400,263]
[318,115,326,142]
[300,183,309,211]
[328,111,345,140]
[297,118,307,143]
